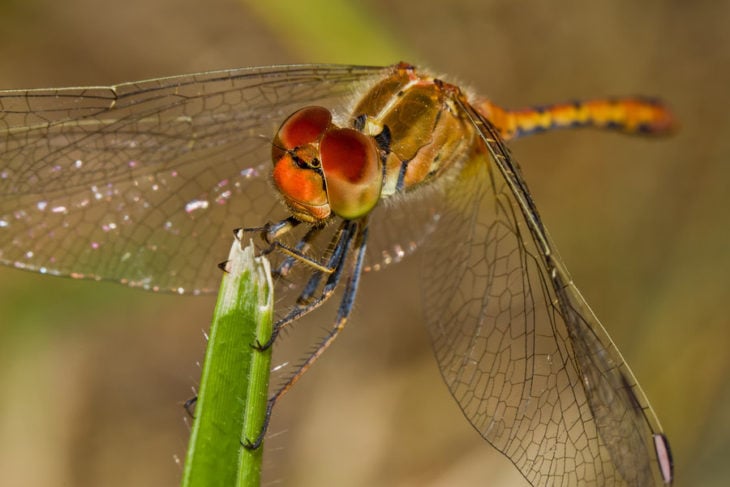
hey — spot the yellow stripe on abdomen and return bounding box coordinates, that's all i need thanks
[476,97,676,141]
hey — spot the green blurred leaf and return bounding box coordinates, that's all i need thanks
[240,0,415,64]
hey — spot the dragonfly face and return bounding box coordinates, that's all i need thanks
[0,62,675,485]
[272,105,382,221]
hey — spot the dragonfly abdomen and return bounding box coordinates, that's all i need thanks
[476,97,676,140]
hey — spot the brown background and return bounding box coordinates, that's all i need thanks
[0,0,727,485]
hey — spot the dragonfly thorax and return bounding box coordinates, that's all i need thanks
[350,65,477,198]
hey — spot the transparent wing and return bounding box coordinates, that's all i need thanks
[363,184,442,272]
[420,97,667,485]
[0,64,389,293]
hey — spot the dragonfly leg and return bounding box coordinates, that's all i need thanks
[273,224,325,278]
[183,396,197,418]
[217,218,303,274]
[239,215,301,243]
[254,220,357,350]
[265,239,335,275]
[239,216,337,275]
[244,220,369,450]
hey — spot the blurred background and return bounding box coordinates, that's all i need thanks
[0,0,727,485]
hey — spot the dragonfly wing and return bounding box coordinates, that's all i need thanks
[0,65,388,293]
[420,98,667,485]
[364,184,442,272]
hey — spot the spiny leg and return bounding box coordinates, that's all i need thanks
[217,217,304,273]
[183,396,197,417]
[243,215,301,243]
[256,220,357,350]
[186,218,334,417]
[290,222,356,306]
[243,217,336,275]
[244,219,369,450]
[274,224,326,278]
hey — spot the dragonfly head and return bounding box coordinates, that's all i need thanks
[272,106,382,222]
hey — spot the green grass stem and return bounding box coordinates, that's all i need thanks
[181,238,273,487]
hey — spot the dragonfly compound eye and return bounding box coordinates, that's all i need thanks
[320,128,382,220]
[272,106,334,222]
[272,106,332,158]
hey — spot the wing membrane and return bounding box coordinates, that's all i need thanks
[420,95,666,485]
[0,65,388,293]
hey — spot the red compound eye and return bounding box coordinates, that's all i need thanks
[270,106,335,222]
[320,128,382,219]
[272,106,332,160]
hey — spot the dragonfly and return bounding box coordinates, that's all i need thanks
[0,62,674,486]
